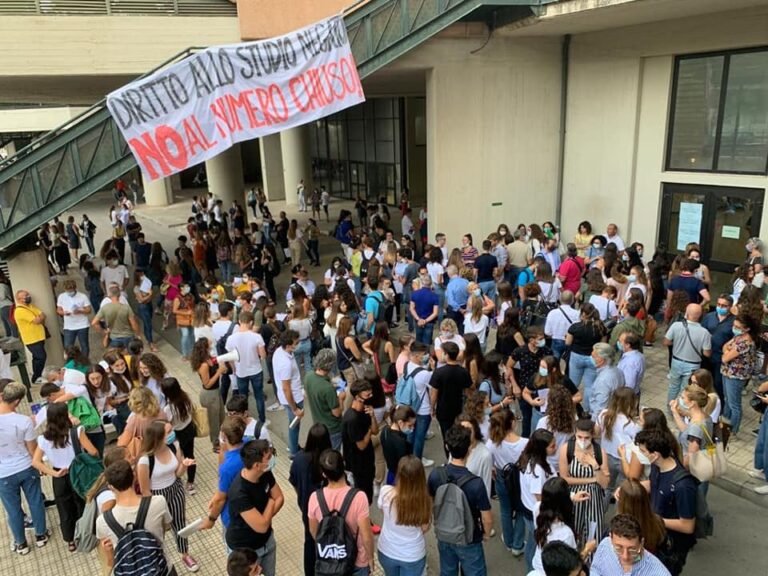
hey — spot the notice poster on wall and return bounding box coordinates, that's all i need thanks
[677,202,703,250]
[106,14,365,181]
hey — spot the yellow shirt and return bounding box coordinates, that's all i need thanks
[14,304,45,344]
[573,233,593,257]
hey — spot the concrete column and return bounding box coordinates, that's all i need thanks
[7,248,65,365]
[206,144,245,207]
[2,140,16,158]
[259,134,285,201]
[170,173,182,196]
[280,125,312,207]
[143,176,173,207]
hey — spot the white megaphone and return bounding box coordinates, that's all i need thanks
[213,349,240,365]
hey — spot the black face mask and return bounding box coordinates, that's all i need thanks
[23,296,32,305]
[362,396,375,406]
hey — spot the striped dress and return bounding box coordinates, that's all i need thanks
[568,445,605,547]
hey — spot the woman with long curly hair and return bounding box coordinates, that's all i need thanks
[138,352,169,407]
[524,354,581,431]
[102,350,133,435]
[190,337,226,452]
[376,455,432,575]
[535,384,577,474]
[116,386,167,458]
[32,403,98,551]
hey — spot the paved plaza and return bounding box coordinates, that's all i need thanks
[1,188,767,575]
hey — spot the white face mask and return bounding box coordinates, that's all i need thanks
[576,438,591,450]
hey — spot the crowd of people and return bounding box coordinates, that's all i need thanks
[1,182,767,576]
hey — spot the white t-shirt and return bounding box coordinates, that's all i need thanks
[520,463,554,514]
[163,404,192,431]
[100,265,129,290]
[401,215,414,237]
[225,330,266,378]
[544,305,578,341]
[377,485,426,562]
[57,292,91,330]
[211,319,234,344]
[426,262,444,287]
[35,383,91,429]
[405,361,433,416]
[486,437,529,470]
[497,300,512,326]
[589,294,618,321]
[434,335,466,367]
[194,325,216,355]
[0,412,36,477]
[532,514,577,571]
[467,441,493,499]
[138,450,179,490]
[538,280,562,303]
[597,411,641,459]
[273,347,303,405]
[535,416,572,474]
[218,417,271,446]
[37,427,82,469]
[99,295,130,308]
[464,313,489,347]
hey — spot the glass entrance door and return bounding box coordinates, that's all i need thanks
[659,183,765,295]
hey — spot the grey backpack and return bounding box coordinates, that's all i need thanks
[73,489,103,553]
[432,466,476,546]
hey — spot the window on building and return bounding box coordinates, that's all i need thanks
[667,47,768,174]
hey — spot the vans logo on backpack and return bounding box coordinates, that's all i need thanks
[318,543,348,560]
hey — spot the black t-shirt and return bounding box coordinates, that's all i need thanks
[567,322,603,356]
[650,464,697,548]
[427,463,491,544]
[226,471,276,550]
[380,426,413,476]
[495,330,522,359]
[525,375,579,412]
[474,253,498,282]
[430,364,472,422]
[126,222,142,242]
[511,346,552,388]
[288,450,322,520]
[342,408,374,476]
[135,243,151,269]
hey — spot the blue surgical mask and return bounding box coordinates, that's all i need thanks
[165,431,176,445]
[616,341,623,352]
[266,454,276,472]
[732,328,743,336]
[421,355,431,367]
[473,288,481,297]
[536,339,546,349]
[627,274,637,283]
[716,306,728,316]
[484,407,492,417]
[538,367,548,377]
[677,398,691,411]
[590,356,599,367]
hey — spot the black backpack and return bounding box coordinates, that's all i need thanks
[359,252,374,279]
[103,497,172,576]
[216,320,237,357]
[314,488,359,576]
[367,292,390,324]
[565,436,604,468]
[671,469,713,539]
[500,462,525,513]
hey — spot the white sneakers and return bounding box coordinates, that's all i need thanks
[748,468,765,480]
[421,457,435,467]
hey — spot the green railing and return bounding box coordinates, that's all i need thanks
[0,0,558,251]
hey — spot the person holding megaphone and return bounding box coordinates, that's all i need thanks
[224,311,268,424]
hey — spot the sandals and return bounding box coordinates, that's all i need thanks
[68,541,77,553]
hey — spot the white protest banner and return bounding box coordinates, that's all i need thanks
[107,14,365,182]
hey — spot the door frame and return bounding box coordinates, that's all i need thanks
[658,182,764,273]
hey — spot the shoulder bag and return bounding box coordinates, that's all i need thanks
[688,424,728,482]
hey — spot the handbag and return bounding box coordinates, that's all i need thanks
[337,337,370,381]
[750,393,768,414]
[373,350,395,394]
[192,404,209,438]
[688,424,728,482]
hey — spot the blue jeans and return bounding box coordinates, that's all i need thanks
[569,352,597,413]
[179,326,194,357]
[237,372,266,423]
[63,327,89,357]
[530,408,543,433]
[138,302,154,343]
[218,260,232,283]
[108,335,133,349]
[415,322,434,346]
[668,358,699,407]
[433,286,445,324]
[479,280,497,303]
[437,540,487,576]
[550,338,566,360]
[495,466,525,551]
[402,292,414,332]
[722,375,747,433]
[294,339,312,374]
[330,431,343,451]
[352,568,371,576]
[0,466,47,546]
[378,550,426,576]
[754,410,768,480]
[524,514,536,571]
[413,413,431,459]
[283,400,304,456]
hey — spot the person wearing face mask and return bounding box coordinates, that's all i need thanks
[634,430,697,575]
[341,380,379,506]
[304,349,345,450]
[136,420,199,572]
[589,343,625,417]
[14,289,48,383]
[700,294,734,402]
[590,514,671,576]
[585,235,607,270]
[99,249,129,295]
[56,279,92,358]
[719,314,756,436]
[380,405,416,485]
[508,326,552,437]
[172,283,196,360]
[226,439,284,576]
